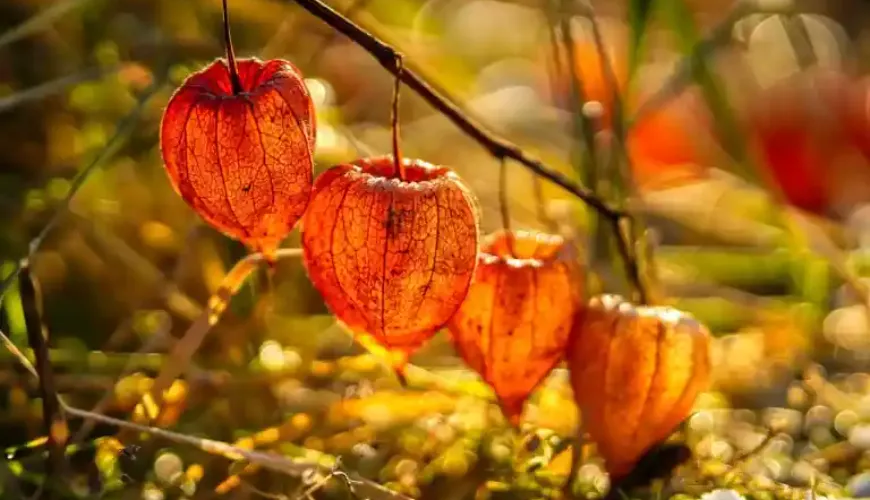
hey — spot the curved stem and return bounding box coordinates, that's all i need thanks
[391,56,405,180]
[498,156,515,257]
[131,248,302,426]
[222,0,244,95]
[59,404,410,500]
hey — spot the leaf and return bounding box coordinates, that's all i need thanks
[301,156,480,372]
[447,230,582,425]
[160,58,316,260]
[567,294,711,479]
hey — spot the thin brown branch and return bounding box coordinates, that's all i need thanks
[392,56,405,179]
[1,320,408,500]
[222,0,243,94]
[20,262,68,493]
[60,404,411,500]
[288,0,623,221]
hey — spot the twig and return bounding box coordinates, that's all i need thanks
[20,263,68,494]
[391,56,405,179]
[136,248,303,419]
[288,0,623,220]
[580,1,649,304]
[60,405,410,500]
[556,9,597,179]
[732,431,774,464]
[0,326,409,500]
[552,2,605,298]
[222,0,243,94]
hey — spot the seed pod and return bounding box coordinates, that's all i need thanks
[567,295,711,479]
[302,156,480,369]
[447,230,581,425]
[160,58,315,259]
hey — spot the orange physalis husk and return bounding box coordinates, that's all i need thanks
[567,295,711,479]
[301,156,480,373]
[447,229,581,426]
[160,58,315,261]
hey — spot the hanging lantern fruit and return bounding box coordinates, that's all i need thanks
[567,295,711,479]
[627,90,712,192]
[302,156,480,372]
[743,71,845,214]
[160,1,315,261]
[447,229,581,425]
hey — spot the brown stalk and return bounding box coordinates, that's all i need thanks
[391,56,405,180]
[288,0,624,222]
[222,0,244,95]
[20,262,68,495]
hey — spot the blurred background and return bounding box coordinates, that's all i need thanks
[7,0,870,498]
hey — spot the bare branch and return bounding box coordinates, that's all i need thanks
[288,0,624,221]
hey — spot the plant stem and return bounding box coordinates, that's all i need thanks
[289,0,623,221]
[552,1,647,304]
[60,404,412,500]
[138,248,302,418]
[20,262,67,494]
[392,56,405,180]
[582,2,649,304]
[222,0,244,95]
[498,157,516,257]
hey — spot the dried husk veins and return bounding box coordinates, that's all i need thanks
[568,295,711,479]
[302,156,480,365]
[448,230,581,425]
[160,58,315,259]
